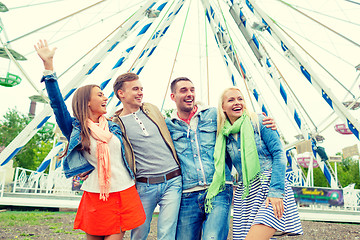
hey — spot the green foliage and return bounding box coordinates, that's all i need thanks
[162,108,175,118]
[313,167,330,188]
[0,108,54,171]
[331,157,360,189]
[301,154,360,189]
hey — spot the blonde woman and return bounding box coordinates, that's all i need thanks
[206,87,303,240]
[35,40,145,240]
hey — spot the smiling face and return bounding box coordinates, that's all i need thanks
[170,80,195,114]
[117,79,143,111]
[88,86,108,122]
[222,89,246,124]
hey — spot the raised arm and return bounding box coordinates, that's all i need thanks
[34,39,56,71]
[35,40,73,140]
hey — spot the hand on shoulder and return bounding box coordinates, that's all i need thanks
[261,112,277,130]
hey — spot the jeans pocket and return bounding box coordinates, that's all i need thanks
[170,175,182,187]
[221,186,233,206]
[181,192,192,199]
[136,183,148,195]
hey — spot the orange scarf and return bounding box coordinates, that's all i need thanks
[87,115,113,201]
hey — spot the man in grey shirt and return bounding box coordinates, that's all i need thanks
[112,72,181,240]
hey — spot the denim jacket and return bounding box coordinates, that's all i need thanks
[226,114,286,198]
[41,73,135,179]
[165,105,232,190]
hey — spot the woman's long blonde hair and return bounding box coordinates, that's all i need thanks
[217,87,258,135]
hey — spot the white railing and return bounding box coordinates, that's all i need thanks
[12,167,75,196]
[0,168,5,198]
[5,167,360,213]
[343,184,360,211]
[286,169,304,187]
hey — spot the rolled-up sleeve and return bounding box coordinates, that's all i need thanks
[41,73,73,140]
[259,115,286,198]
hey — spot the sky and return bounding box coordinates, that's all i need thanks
[0,0,360,159]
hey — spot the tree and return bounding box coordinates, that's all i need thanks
[304,154,360,189]
[313,167,330,188]
[0,108,54,171]
[331,157,360,189]
[297,154,360,189]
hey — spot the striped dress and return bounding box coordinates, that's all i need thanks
[233,170,303,240]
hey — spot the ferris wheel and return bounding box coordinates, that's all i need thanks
[0,0,359,189]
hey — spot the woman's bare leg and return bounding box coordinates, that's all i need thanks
[245,224,276,240]
[104,230,125,240]
[85,229,125,240]
[86,233,104,240]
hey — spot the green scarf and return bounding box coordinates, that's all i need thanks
[205,113,260,213]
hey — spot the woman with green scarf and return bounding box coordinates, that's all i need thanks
[205,87,302,240]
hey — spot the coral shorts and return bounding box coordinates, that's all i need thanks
[74,185,145,236]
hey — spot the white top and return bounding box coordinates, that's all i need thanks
[81,133,134,193]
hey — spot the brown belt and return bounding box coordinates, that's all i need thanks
[136,169,181,184]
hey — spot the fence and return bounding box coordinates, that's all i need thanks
[11,167,75,196]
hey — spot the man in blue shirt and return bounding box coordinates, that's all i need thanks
[166,77,276,240]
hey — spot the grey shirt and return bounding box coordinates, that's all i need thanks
[120,109,179,178]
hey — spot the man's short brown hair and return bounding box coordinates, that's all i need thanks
[170,77,192,93]
[113,72,139,99]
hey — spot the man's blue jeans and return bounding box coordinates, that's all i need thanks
[131,175,182,240]
[176,184,233,240]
